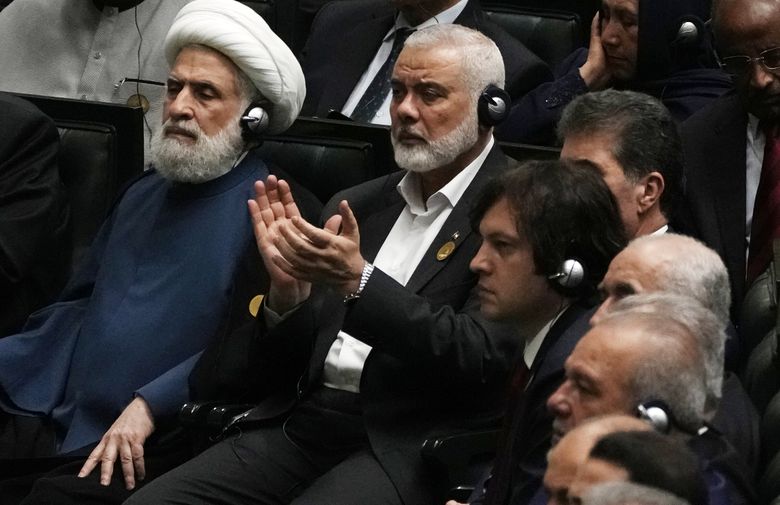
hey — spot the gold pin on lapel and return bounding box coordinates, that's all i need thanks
[436,231,460,261]
[248,294,265,317]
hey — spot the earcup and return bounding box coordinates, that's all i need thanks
[477,84,511,127]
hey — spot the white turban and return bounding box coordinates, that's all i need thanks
[164,0,305,134]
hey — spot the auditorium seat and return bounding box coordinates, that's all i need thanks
[259,116,398,204]
[484,0,598,43]
[483,6,584,68]
[13,94,145,274]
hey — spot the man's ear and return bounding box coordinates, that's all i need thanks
[636,172,665,214]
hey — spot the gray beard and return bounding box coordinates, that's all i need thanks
[150,118,245,183]
[391,111,479,173]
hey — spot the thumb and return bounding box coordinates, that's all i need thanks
[324,214,343,234]
[338,200,359,239]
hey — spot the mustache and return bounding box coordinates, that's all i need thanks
[162,119,201,140]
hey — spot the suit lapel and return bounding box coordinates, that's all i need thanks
[406,145,508,293]
[360,190,406,262]
[317,12,395,115]
[709,95,749,297]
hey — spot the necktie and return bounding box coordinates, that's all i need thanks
[747,122,780,285]
[351,28,414,123]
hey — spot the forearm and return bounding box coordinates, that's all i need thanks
[342,268,518,389]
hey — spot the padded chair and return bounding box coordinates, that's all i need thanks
[484,0,598,44]
[499,141,560,162]
[13,93,145,274]
[260,117,398,204]
[484,6,584,69]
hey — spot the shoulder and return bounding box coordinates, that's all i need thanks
[309,0,393,36]
[0,93,54,130]
[681,92,745,137]
[323,170,405,218]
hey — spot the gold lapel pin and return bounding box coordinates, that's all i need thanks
[248,294,265,317]
[436,231,460,261]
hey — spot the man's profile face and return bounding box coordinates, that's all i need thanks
[590,245,660,325]
[599,0,639,82]
[162,46,245,141]
[389,45,479,172]
[561,133,641,238]
[469,197,558,323]
[715,0,780,121]
[546,324,638,443]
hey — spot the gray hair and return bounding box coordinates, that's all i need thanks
[600,293,725,431]
[628,233,731,327]
[557,90,683,218]
[404,24,505,99]
[582,482,691,505]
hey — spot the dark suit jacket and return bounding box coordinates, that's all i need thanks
[678,92,748,319]
[216,145,519,505]
[472,304,595,505]
[0,93,70,337]
[299,0,552,118]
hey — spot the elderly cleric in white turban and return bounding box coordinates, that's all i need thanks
[164,0,305,134]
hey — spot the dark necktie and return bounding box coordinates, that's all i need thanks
[351,28,414,123]
[747,122,780,285]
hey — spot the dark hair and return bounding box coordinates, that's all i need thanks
[470,158,627,300]
[589,431,708,505]
[557,90,683,219]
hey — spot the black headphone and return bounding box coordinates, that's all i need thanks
[239,103,270,141]
[477,84,511,127]
[637,400,672,434]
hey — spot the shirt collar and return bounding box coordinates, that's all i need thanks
[524,304,570,369]
[650,224,669,236]
[748,113,762,143]
[396,136,494,215]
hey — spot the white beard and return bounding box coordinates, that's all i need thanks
[150,118,245,183]
[391,110,479,173]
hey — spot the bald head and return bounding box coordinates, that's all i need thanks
[544,416,652,505]
[711,0,780,121]
[593,233,730,327]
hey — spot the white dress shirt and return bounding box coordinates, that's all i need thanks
[340,0,468,125]
[746,114,765,253]
[321,137,495,392]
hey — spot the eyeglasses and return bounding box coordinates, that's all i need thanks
[719,47,780,77]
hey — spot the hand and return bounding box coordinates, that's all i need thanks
[248,176,311,312]
[445,501,468,505]
[578,13,613,90]
[272,200,364,295]
[78,396,155,490]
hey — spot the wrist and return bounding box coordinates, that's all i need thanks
[579,61,608,90]
[343,262,374,303]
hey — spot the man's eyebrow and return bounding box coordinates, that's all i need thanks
[167,75,223,94]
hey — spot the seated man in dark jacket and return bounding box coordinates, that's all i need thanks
[0,1,320,503]
[0,93,69,337]
[496,0,732,145]
[300,0,552,124]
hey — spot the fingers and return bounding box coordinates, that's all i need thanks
[324,214,343,235]
[78,443,103,478]
[119,437,136,489]
[337,201,359,240]
[276,179,301,219]
[99,439,118,486]
[133,442,147,483]
[590,12,601,41]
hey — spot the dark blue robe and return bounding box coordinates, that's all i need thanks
[0,152,268,454]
